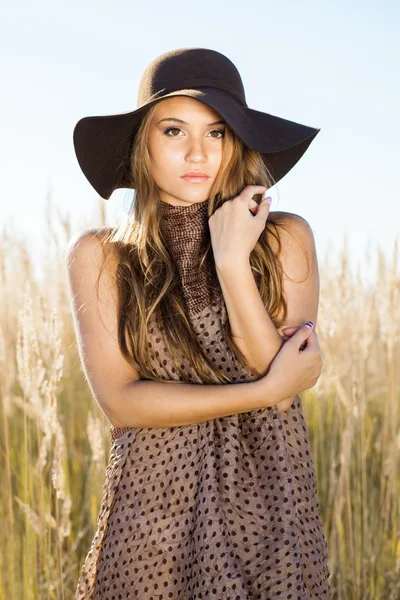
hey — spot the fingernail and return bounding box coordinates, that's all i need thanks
[305,321,313,328]
[263,196,272,204]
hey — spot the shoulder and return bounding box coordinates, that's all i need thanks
[65,226,114,255]
[65,226,119,290]
[268,210,314,236]
[65,226,117,266]
[267,210,316,255]
[266,210,318,281]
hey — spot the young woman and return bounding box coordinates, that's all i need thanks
[68,48,331,599]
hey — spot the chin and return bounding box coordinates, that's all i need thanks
[161,189,208,205]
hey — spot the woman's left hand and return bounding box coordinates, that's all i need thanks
[208,185,272,269]
[276,324,315,413]
[281,325,307,350]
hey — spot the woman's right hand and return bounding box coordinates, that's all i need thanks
[258,323,323,407]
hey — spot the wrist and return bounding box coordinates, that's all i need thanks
[216,257,250,275]
[251,374,281,409]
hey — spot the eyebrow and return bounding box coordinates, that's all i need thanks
[157,117,225,126]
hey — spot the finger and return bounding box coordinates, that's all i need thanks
[238,185,267,200]
[303,330,320,352]
[311,333,321,353]
[256,196,272,217]
[289,323,315,348]
[245,198,265,217]
[282,327,298,336]
[248,200,258,215]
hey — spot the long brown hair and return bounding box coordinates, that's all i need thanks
[96,101,308,384]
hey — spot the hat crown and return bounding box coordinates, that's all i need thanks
[137,47,247,108]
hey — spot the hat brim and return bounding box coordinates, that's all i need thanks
[73,87,320,200]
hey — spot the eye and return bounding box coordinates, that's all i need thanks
[210,129,225,138]
[164,127,181,137]
[163,127,225,138]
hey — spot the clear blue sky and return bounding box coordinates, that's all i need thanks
[1,0,399,286]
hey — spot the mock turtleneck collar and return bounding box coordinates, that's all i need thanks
[159,198,214,316]
[159,198,210,248]
[159,198,209,224]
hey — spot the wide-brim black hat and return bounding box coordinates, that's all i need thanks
[73,48,321,200]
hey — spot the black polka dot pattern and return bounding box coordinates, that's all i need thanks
[75,199,331,599]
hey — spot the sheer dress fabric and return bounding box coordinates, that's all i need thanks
[75,198,331,599]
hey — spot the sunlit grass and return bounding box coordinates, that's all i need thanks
[0,198,398,599]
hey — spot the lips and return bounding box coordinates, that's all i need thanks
[181,174,209,183]
[182,172,209,177]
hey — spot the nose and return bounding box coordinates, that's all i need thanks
[184,137,208,161]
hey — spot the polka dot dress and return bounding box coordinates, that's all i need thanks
[75,199,331,599]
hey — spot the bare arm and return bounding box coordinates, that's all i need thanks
[65,228,283,431]
[216,213,320,409]
[216,262,283,377]
[108,377,279,429]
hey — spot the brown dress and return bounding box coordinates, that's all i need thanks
[75,199,331,599]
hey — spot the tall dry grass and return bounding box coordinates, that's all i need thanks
[0,196,399,599]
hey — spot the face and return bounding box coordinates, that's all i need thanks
[147,96,225,207]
